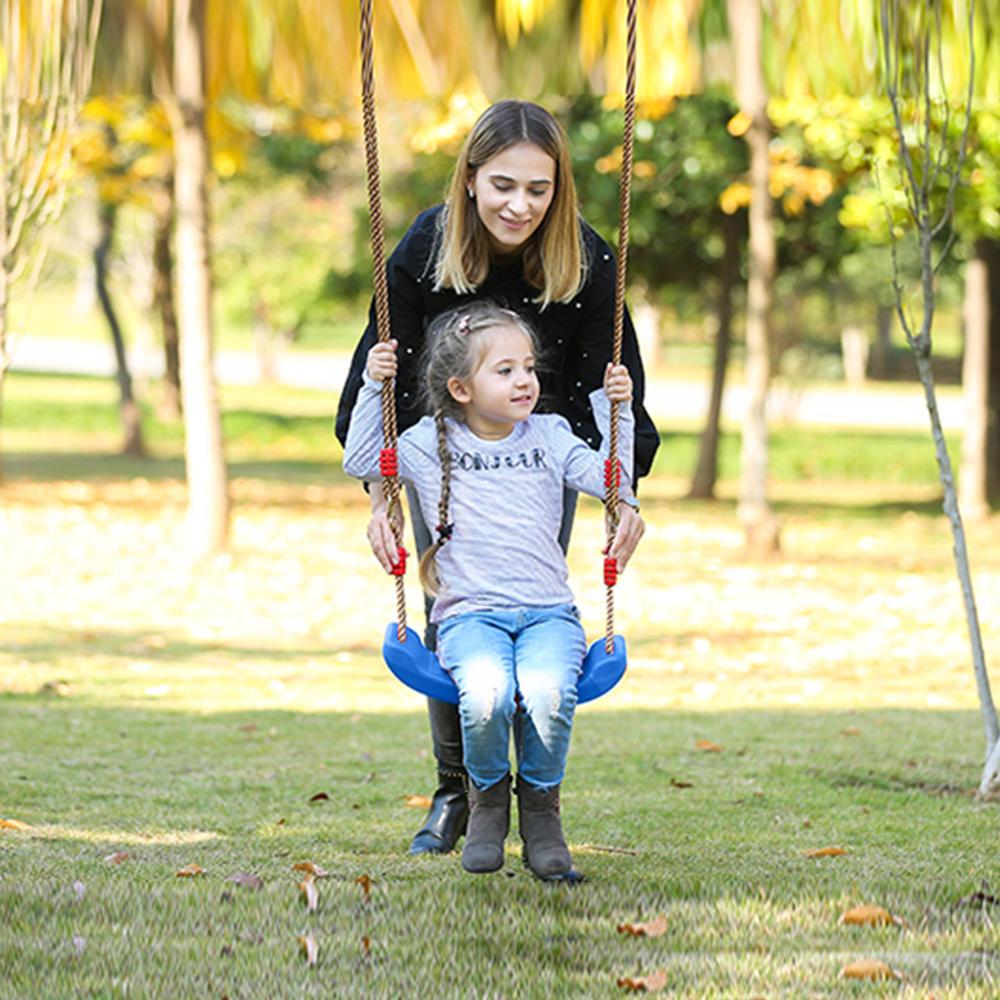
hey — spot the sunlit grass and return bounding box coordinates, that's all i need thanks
[2,376,999,996]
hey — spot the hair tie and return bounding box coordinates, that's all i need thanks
[436,522,454,543]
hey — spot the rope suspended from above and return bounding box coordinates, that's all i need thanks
[357,0,638,663]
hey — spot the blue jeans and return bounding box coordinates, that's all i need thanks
[437,604,586,793]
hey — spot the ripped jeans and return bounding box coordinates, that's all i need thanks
[437,605,585,793]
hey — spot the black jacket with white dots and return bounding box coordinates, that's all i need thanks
[335,205,660,485]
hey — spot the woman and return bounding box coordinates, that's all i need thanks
[335,99,659,855]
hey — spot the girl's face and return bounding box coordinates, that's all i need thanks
[447,325,539,440]
[468,142,557,254]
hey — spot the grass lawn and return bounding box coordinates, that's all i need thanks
[2,372,1000,998]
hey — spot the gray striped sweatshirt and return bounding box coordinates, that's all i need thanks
[343,372,635,624]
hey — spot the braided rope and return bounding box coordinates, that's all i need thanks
[359,0,406,641]
[604,0,638,652]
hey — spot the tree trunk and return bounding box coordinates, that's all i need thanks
[728,0,779,553]
[959,241,990,521]
[172,0,228,555]
[688,212,740,500]
[983,238,1000,503]
[872,303,893,380]
[153,177,182,420]
[95,200,145,457]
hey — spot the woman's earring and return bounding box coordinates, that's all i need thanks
[467,188,475,200]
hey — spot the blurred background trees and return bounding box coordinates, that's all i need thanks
[6,0,999,546]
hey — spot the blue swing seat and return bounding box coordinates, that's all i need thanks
[382,623,627,705]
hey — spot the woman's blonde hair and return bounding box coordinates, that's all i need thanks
[417,301,541,595]
[434,100,584,309]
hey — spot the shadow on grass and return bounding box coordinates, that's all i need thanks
[1,625,377,667]
[3,451,348,487]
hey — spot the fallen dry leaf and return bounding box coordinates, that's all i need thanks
[803,846,847,858]
[39,679,72,696]
[0,818,31,831]
[299,876,319,912]
[841,726,861,736]
[227,872,263,890]
[361,935,371,959]
[299,932,318,967]
[839,904,903,927]
[308,792,329,803]
[617,969,668,992]
[104,851,131,865]
[669,778,693,789]
[292,861,328,878]
[176,864,205,878]
[839,958,904,981]
[694,739,723,752]
[617,915,668,938]
[356,874,372,901]
[404,794,433,809]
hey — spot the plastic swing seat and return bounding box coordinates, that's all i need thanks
[382,623,627,706]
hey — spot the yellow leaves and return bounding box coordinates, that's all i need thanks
[596,146,623,175]
[410,91,490,156]
[727,111,752,137]
[617,915,668,938]
[356,874,372,902]
[839,905,904,928]
[175,864,205,878]
[839,958,904,981]
[617,969,668,992]
[404,794,433,809]
[803,846,847,858]
[694,739,723,753]
[720,182,751,215]
[298,932,318,967]
[0,818,31,831]
[633,160,657,180]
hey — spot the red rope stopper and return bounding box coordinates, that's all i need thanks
[380,447,398,477]
[391,546,407,576]
[604,556,618,587]
[604,458,622,490]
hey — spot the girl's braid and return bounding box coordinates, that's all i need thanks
[418,408,453,595]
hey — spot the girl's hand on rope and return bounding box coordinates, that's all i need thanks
[608,503,644,571]
[603,363,633,403]
[368,481,406,574]
[366,339,398,382]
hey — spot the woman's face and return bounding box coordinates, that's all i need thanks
[469,142,557,254]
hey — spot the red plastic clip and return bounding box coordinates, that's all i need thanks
[380,447,398,477]
[391,546,407,576]
[604,458,622,489]
[603,556,618,587]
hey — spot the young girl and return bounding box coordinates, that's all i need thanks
[343,301,637,879]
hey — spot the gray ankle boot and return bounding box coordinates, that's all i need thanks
[516,777,574,880]
[461,773,511,873]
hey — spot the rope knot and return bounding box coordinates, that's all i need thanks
[436,522,454,544]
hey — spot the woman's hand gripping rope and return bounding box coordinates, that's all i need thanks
[602,361,643,572]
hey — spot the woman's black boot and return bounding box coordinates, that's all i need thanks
[408,767,469,855]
